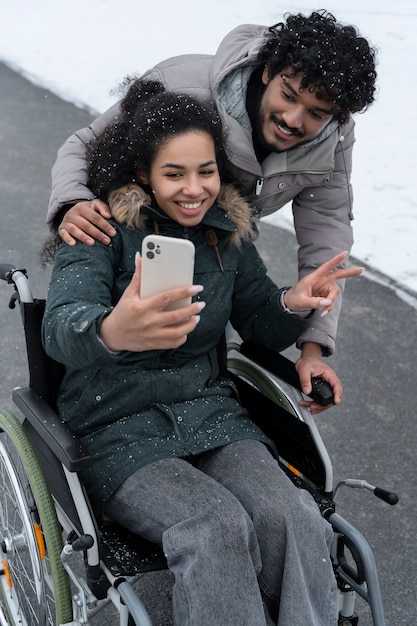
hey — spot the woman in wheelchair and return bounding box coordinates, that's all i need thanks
[41,80,362,626]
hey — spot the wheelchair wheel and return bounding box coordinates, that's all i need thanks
[0,410,72,625]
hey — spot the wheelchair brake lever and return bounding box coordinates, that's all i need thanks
[333,479,399,505]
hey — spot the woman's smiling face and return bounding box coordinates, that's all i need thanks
[138,130,221,227]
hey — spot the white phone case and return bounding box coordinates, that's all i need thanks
[140,235,195,310]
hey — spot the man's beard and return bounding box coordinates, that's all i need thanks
[254,112,305,154]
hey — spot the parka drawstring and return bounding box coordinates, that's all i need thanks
[205,229,224,272]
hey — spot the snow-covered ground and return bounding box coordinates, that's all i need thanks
[1,0,416,299]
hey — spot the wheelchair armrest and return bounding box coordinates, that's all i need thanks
[12,387,92,471]
[238,342,334,406]
[239,342,300,387]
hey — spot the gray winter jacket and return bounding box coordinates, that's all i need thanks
[48,24,356,355]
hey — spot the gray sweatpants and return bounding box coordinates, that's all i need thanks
[105,440,337,626]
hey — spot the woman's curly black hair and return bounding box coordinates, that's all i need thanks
[87,80,228,202]
[257,10,377,124]
[40,81,227,264]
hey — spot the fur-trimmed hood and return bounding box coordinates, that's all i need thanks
[108,183,253,245]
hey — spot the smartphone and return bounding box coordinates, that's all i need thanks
[140,235,195,310]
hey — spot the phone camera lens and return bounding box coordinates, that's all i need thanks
[146,251,154,259]
[147,241,155,250]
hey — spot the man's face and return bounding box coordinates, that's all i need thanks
[257,67,338,152]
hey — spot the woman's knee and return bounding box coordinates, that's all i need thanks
[165,490,262,571]
[250,478,331,549]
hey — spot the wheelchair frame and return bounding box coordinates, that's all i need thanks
[0,264,398,626]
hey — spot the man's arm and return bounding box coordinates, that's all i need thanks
[292,119,356,356]
[47,101,123,227]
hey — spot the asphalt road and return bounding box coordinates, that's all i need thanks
[0,61,415,625]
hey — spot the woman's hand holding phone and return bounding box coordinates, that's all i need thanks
[98,249,205,353]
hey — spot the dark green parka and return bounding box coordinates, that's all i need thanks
[42,184,310,512]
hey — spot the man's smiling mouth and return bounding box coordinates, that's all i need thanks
[272,116,304,139]
[276,123,294,136]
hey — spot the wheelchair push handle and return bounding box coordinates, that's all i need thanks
[0,263,34,304]
[310,377,334,406]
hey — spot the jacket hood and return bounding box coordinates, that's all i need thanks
[108,183,253,245]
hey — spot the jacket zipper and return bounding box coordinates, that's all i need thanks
[255,177,264,196]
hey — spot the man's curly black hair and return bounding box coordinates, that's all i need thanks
[257,10,377,124]
[87,80,228,202]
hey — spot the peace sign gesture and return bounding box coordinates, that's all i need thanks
[283,251,363,316]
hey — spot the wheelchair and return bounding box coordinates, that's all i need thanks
[0,263,398,626]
